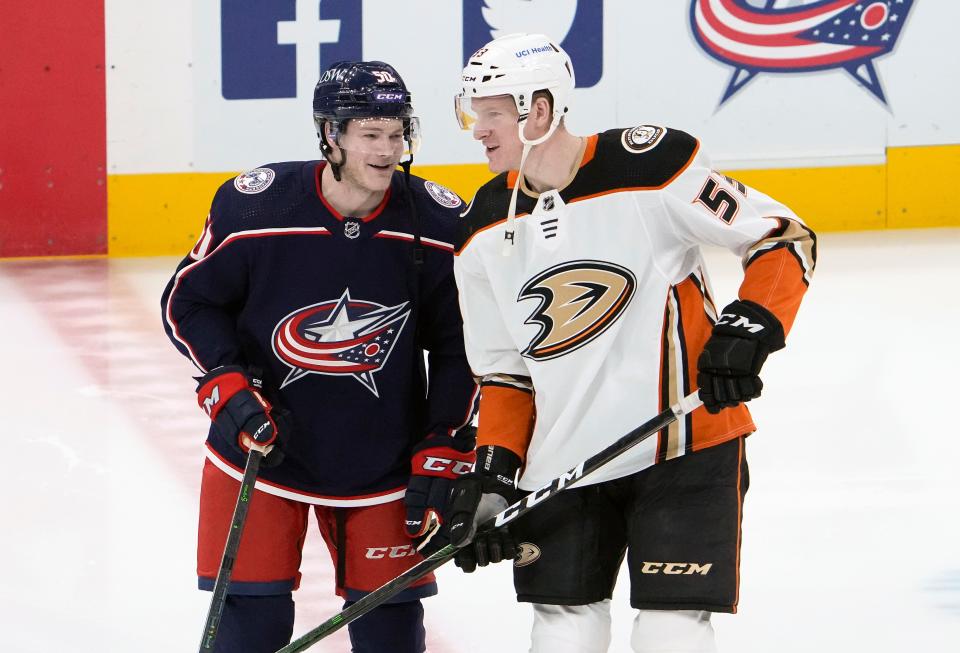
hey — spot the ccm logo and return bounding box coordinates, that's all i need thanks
[640,562,713,575]
[422,457,473,475]
[365,545,418,559]
[716,313,764,334]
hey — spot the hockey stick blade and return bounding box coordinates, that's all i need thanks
[275,392,702,653]
[198,448,264,652]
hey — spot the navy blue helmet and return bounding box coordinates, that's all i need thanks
[313,60,414,121]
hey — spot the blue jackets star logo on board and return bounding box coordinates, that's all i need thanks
[690,0,915,107]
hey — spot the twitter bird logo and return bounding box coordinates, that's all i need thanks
[463,0,603,88]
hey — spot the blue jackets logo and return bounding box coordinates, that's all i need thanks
[462,0,603,87]
[272,289,411,397]
[691,0,915,107]
[221,0,362,100]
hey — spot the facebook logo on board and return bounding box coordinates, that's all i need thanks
[221,0,362,100]
[462,0,603,87]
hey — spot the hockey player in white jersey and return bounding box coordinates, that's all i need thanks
[446,33,817,652]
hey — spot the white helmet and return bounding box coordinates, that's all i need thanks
[455,33,574,145]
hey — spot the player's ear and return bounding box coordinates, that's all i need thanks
[532,94,552,126]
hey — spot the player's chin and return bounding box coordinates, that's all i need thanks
[484,147,513,173]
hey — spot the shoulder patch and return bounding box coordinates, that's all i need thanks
[234,167,276,194]
[424,181,462,208]
[621,125,667,154]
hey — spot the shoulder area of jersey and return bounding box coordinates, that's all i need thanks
[408,175,464,212]
[451,173,512,253]
[589,125,701,189]
[599,125,698,158]
[224,161,306,197]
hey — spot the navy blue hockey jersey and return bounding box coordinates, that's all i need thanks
[161,161,478,505]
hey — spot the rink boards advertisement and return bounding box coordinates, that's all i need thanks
[3,1,959,256]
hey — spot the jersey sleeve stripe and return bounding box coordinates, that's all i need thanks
[739,218,817,333]
[661,275,758,458]
[743,218,817,284]
[164,227,332,371]
[373,230,454,251]
[479,373,534,392]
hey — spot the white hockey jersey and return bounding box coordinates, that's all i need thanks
[454,126,816,491]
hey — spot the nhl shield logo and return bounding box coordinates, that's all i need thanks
[272,289,410,396]
[344,219,361,239]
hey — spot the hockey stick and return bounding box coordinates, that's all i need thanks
[275,392,703,653]
[198,447,265,652]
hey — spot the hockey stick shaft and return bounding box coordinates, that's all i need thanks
[198,448,264,652]
[275,392,702,653]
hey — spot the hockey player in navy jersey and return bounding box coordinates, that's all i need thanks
[161,61,478,653]
[446,34,817,652]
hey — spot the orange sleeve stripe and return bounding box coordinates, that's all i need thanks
[674,277,714,387]
[670,276,756,451]
[739,247,809,335]
[476,384,536,461]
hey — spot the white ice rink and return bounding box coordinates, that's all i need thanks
[2,229,959,652]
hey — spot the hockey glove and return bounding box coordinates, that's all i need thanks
[446,445,521,573]
[404,428,477,555]
[697,300,785,414]
[196,366,286,467]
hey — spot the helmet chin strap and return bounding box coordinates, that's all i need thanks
[502,112,563,256]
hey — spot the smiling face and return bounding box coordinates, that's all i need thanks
[468,95,525,174]
[328,118,406,193]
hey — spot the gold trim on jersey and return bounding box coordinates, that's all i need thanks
[743,217,817,285]
[661,289,685,461]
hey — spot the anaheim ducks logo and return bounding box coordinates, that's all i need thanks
[514,542,541,567]
[518,260,636,361]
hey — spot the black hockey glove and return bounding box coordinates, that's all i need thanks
[446,445,522,573]
[404,427,477,555]
[196,366,287,467]
[697,300,785,414]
